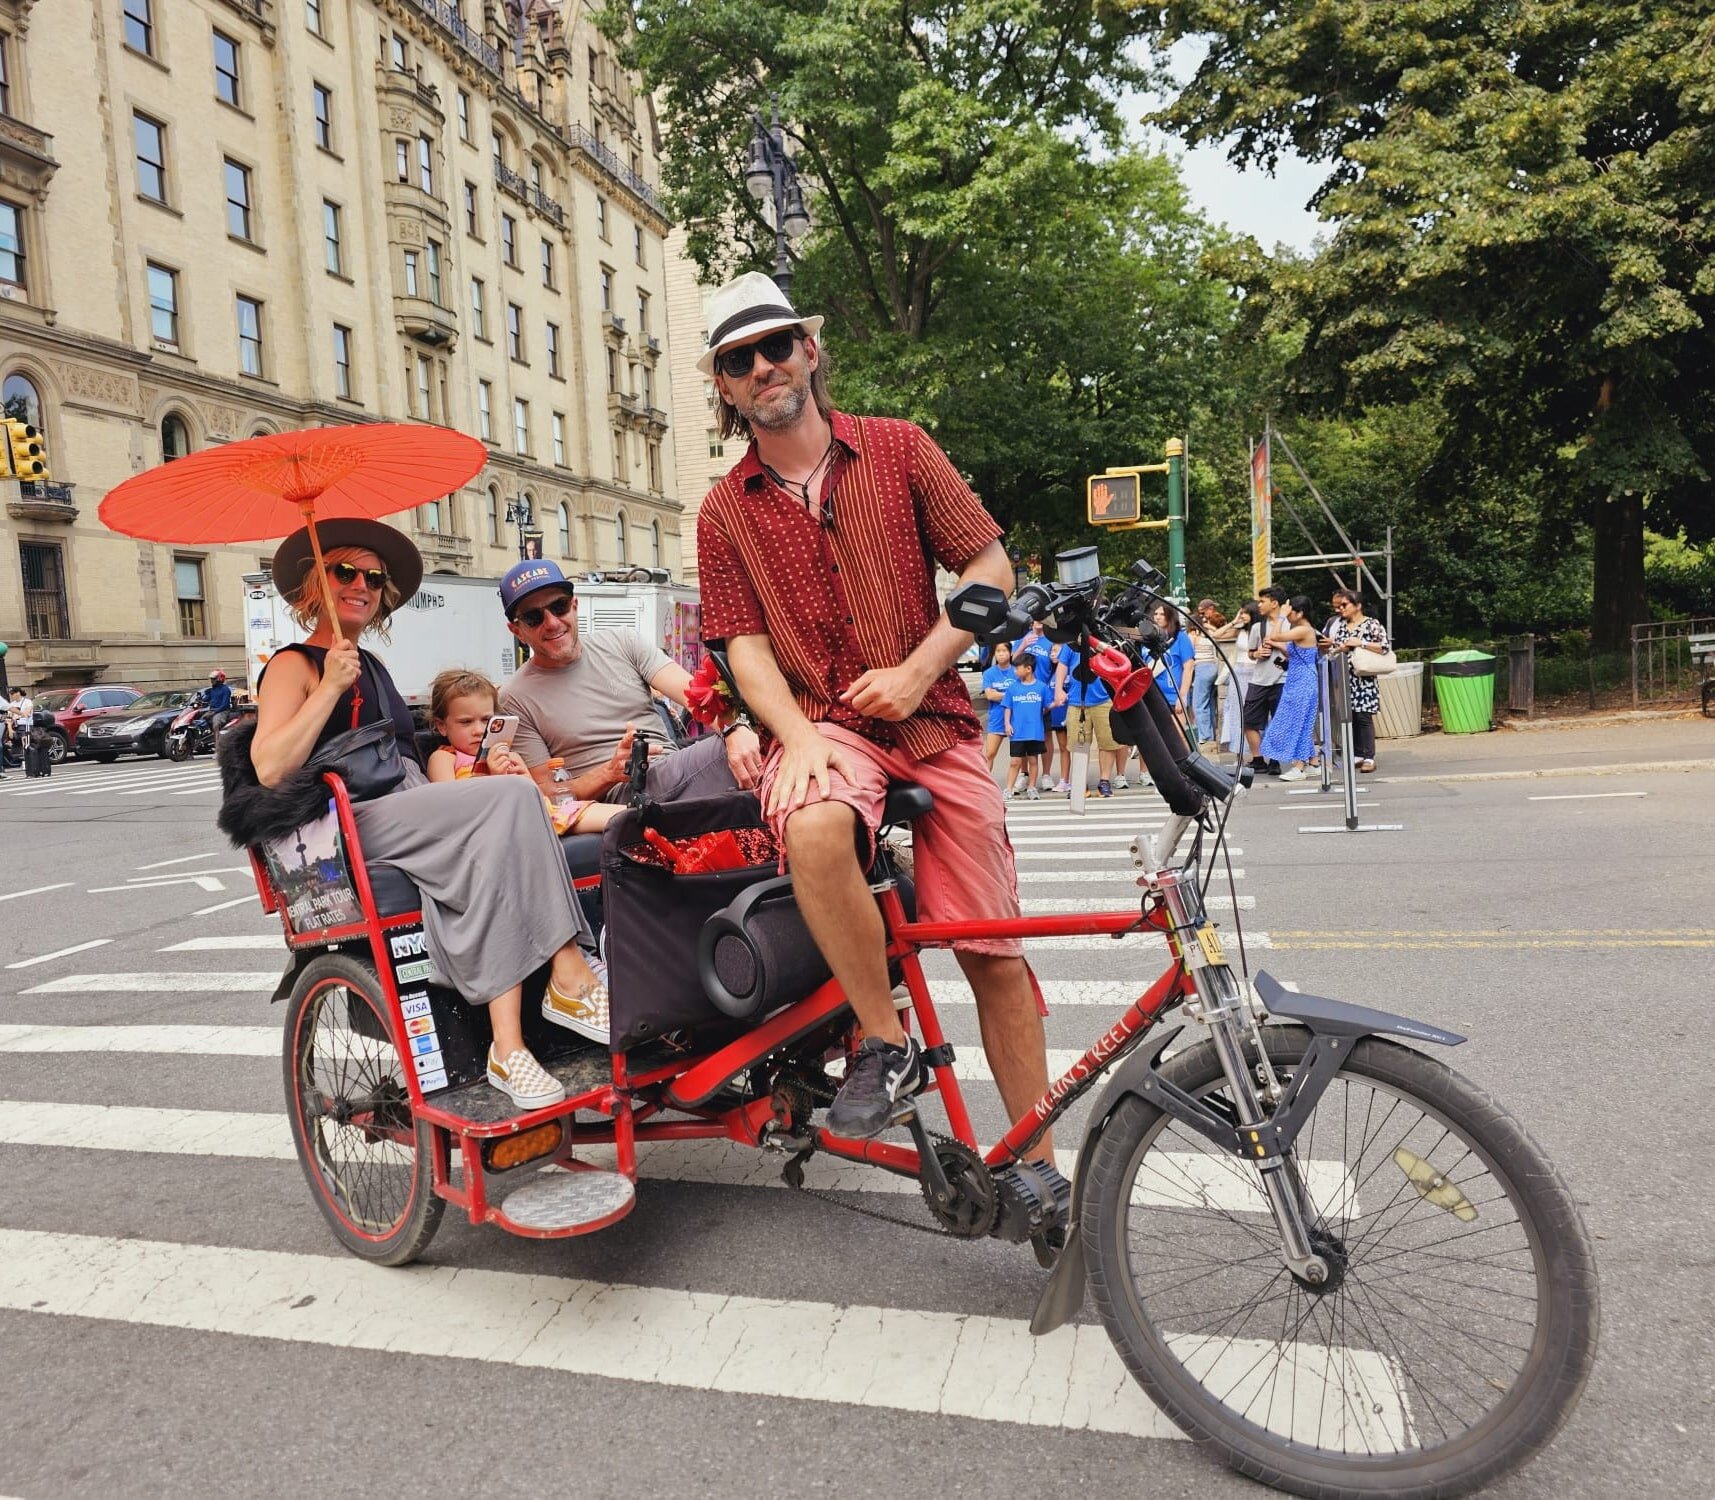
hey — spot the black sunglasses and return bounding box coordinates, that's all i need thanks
[715,327,802,379]
[327,561,388,589]
[517,594,574,629]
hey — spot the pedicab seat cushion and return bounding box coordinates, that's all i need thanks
[364,832,605,919]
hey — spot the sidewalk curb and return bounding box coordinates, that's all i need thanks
[1378,759,1715,785]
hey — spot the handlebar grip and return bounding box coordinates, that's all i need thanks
[1111,684,1205,816]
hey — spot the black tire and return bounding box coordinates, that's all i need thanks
[45,730,68,764]
[167,736,192,762]
[1082,1026,1597,1500]
[283,952,444,1267]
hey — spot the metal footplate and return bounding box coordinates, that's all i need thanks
[495,1169,636,1238]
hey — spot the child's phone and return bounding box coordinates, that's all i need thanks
[477,714,520,760]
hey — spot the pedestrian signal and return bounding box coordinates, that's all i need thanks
[3,419,45,481]
[1087,470,1140,525]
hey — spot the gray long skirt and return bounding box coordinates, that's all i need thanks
[354,765,595,1003]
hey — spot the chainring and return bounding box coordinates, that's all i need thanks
[919,1138,1000,1238]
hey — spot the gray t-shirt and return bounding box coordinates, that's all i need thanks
[1245,619,1288,687]
[499,628,674,776]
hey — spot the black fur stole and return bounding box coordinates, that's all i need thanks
[216,719,340,849]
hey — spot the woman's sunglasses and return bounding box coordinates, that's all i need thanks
[327,561,388,589]
[517,594,574,629]
[715,328,802,379]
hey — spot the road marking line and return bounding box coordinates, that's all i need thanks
[136,852,222,870]
[22,971,281,995]
[170,783,222,796]
[66,770,213,796]
[192,895,263,917]
[0,1229,1177,1443]
[4,940,113,971]
[1277,939,1715,950]
[1017,870,1242,884]
[1526,792,1648,801]
[162,935,281,951]
[86,875,226,895]
[0,1024,276,1055]
[1027,896,1254,911]
[0,883,73,904]
[1276,801,1380,810]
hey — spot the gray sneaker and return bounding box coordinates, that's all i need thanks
[826,1036,924,1139]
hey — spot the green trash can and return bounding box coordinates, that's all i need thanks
[1432,650,1496,733]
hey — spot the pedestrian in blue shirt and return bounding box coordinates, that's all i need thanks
[1044,640,1074,792]
[979,642,1017,772]
[1150,603,1198,736]
[1002,654,1048,799]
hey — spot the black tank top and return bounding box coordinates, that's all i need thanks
[263,642,423,769]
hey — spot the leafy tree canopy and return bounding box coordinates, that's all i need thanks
[1144,0,1715,646]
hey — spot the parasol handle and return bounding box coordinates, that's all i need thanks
[298,499,344,636]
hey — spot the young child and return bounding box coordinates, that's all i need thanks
[426,669,620,837]
[979,642,1017,772]
[1002,653,1048,800]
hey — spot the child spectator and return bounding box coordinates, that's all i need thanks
[1002,653,1048,800]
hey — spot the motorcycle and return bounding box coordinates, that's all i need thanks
[166,700,250,760]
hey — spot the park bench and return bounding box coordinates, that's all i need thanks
[1693,632,1715,718]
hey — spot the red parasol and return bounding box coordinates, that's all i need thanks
[99,422,487,626]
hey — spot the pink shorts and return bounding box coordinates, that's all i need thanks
[758,722,1022,957]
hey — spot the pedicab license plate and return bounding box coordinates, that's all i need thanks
[1196,925,1228,967]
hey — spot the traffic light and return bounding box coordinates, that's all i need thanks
[3,419,46,481]
[1087,470,1141,525]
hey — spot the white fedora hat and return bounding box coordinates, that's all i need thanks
[696,271,824,377]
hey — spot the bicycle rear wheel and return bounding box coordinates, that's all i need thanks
[1082,1026,1596,1499]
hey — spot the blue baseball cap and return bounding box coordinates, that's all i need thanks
[498,558,575,618]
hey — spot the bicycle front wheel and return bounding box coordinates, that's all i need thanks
[1082,1026,1596,1499]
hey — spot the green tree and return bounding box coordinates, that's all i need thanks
[1145,0,1715,649]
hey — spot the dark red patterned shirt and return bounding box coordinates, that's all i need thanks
[697,410,1002,760]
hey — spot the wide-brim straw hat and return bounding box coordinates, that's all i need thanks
[270,517,423,604]
[695,270,825,377]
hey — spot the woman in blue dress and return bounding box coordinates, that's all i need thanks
[1258,595,1323,781]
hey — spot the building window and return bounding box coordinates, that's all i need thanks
[146,261,179,344]
[456,89,470,142]
[552,412,566,466]
[636,290,650,333]
[213,32,241,107]
[647,442,661,493]
[161,412,192,461]
[3,371,41,427]
[123,0,154,56]
[322,201,342,274]
[707,430,723,460]
[615,512,627,562]
[633,224,645,267]
[463,181,479,237]
[506,302,523,361]
[333,324,353,398]
[0,37,9,117]
[415,354,432,418]
[306,0,323,37]
[487,487,502,545]
[546,321,561,378]
[501,214,517,267]
[558,500,572,556]
[224,158,254,241]
[540,239,554,288]
[470,277,486,339]
[390,34,408,71]
[236,294,264,376]
[403,250,419,298]
[650,518,662,565]
[0,202,26,292]
[426,240,443,305]
[394,139,410,182]
[599,267,612,312]
[611,428,625,481]
[418,135,434,195]
[20,541,70,641]
[312,84,333,150]
[491,129,505,172]
[513,398,529,455]
[595,196,607,240]
[529,158,542,192]
[477,380,493,441]
[175,556,208,637]
[420,499,441,533]
[606,348,618,393]
[134,113,169,204]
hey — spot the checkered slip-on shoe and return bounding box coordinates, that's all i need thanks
[543,977,611,1045]
[487,1046,566,1110]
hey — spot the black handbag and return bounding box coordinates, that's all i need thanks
[305,720,406,802]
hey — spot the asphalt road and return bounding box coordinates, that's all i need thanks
[0,746,1711,1499]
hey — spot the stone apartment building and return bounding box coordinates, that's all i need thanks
[0,0,687,692]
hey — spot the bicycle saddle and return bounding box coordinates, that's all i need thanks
[882,782,933,824]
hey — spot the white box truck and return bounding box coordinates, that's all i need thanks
[241,571,705,706]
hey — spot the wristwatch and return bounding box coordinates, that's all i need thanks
[719,721,746,738]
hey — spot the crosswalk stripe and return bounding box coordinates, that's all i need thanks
[0,1227,1190,1440]
[1017,870,1242,884]
[1028,896,1254,912]
[0,1024,277,1055]
[161,936,283,951]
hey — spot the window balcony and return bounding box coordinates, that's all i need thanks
[394,295,458,348]
[493,161,564,228]
[403,0,501,75]
[568,124,662,216]
[0,111,59,190]
[413,528,475,572]
[5,477,77,524]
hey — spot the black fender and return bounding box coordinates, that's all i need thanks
[1030,973,1464,1336]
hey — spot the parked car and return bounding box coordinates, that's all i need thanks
[74,689,197,762]
[31,685,144,763]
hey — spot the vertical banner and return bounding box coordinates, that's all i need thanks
[1250,435,1272,594]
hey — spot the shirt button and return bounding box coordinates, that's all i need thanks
[830,563,840,573]
[845,616,854,625]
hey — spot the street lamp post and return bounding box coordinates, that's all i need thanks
[505,495,542,561]
[744,94,811,296]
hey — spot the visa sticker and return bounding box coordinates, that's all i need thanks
[399,994,433,1019]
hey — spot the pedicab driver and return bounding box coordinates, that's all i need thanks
[694,272,1056,1164]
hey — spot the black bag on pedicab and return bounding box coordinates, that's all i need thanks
[601,791,826,1050]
